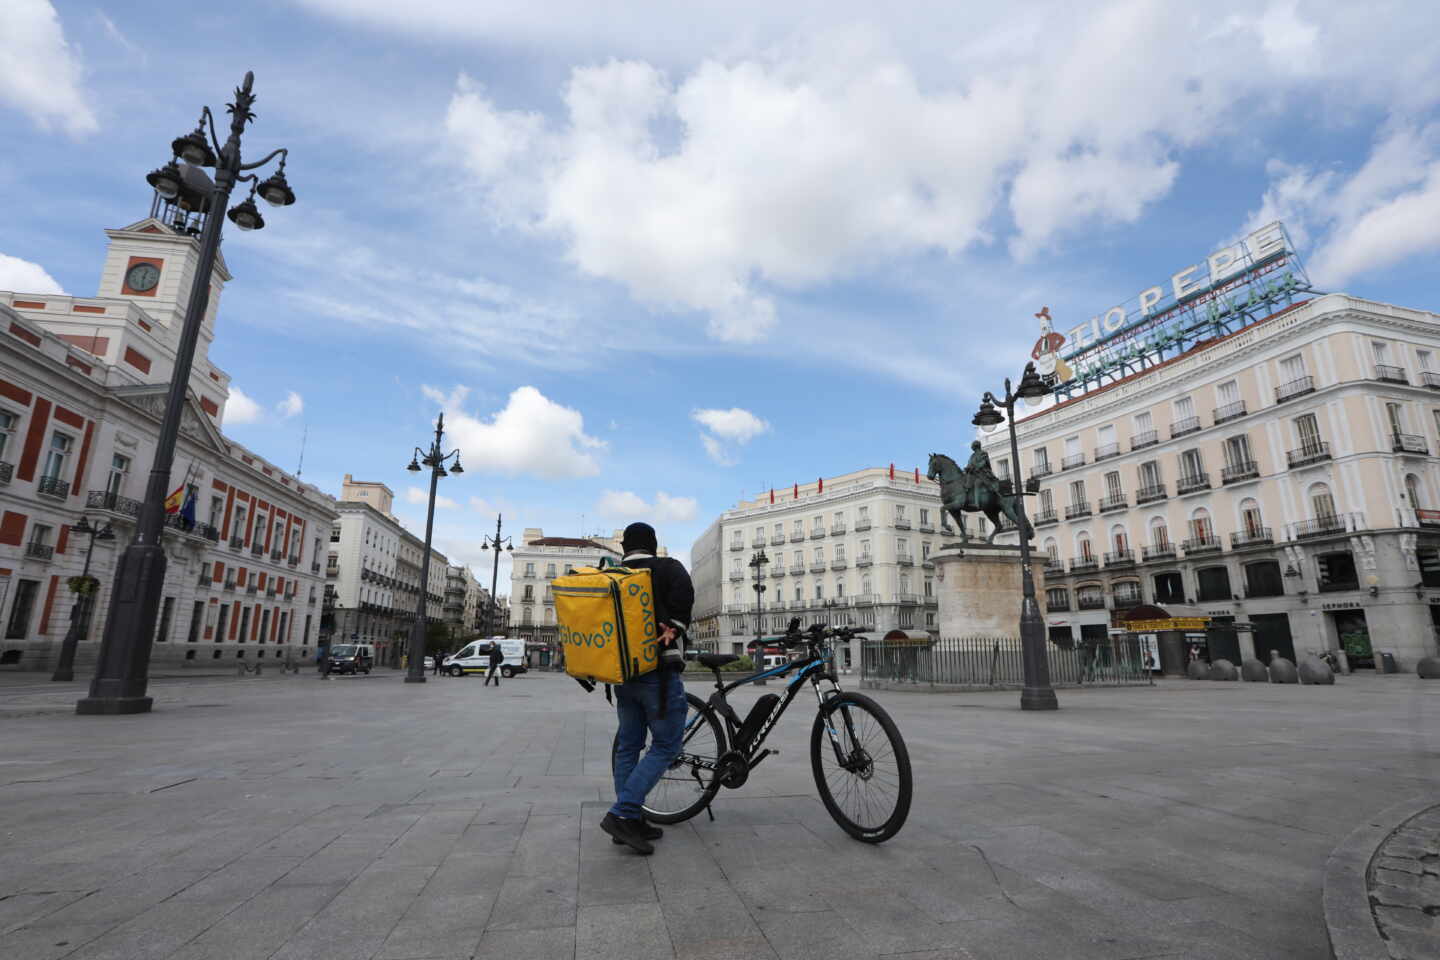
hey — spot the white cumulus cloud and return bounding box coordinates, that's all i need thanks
[406,486,458,509]
[0,253,66,295]
[597,489,698,524]
[0,1,98,137]
[276,391,304,419]
[693,406,768,465]
[225,387,263,425]
[421,384,604,478]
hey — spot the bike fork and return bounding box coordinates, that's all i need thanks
[812,677,854,765]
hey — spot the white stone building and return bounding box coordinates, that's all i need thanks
[0,215,335,671]
[323,475,448,665]
[690,468,952,668]
[987,292,1440,669]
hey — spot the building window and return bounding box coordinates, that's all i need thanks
[1069,480,1086,505]
[1240,498,1264,535]
[103,454,129,496]
[895,504,906,522]
[814,583,823,600]
[835,543,846,561]
[774,522,783,538]
[1418,350,1433,372]
[42,432,72,479]
[1033,448,1050,471]
[1104,471,1122,498]
[545,563,556,577]
[1295,413,1323,452]
[792,550,803,566]
[1372,340,1390,364]
[1190,509,1214,541]
[525,562,535,576]
[859,540,870,558]
[919,508,930,526]
[1179,448,1204,479]
[187,601,204,643]
[29,523,53,549]
[1150,519,1169,548]
[1139,460,1161,488]
[1280,353,1306,381]
[794,584,802,602]
[156,597,176,642]
[897,538,908,557]
[1216,380,1240,406]
[5,580,40,639]
[0,409,16,462]
[861,575,872,594]
[836,580,846,598]
[1386,402,1405,437]
[1077,535,1093,561]
[1311,483,1337,520]
[1039,489,1053,514]
[813,547,824,564]
[995,458,1011,481]
[1224,434,1253,469]
[1046,587,1068,609]
[921,541,931,560]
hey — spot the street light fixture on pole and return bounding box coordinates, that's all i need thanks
[404,413,463,683]
[479,514,512,638]
[78,71,296,715]
[972,361,1058,712]
[749,549,769,653]
[52,517,115,682]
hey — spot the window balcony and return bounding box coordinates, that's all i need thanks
[197,524,220,542]
[270,549,284,562]
[923,595,938,606]
[1043,561,1065,578]
[729,540,745,551]
[1221,460,1260,484]
[1375,363,1408,384]
[789,564,806,575]
[809,562,827,573]
[896,593,921,606]
[248,542,263,557]
[1176,473,1210,495]
[1286,442,1331,468]
[1061,453,1086,471]
[1292,513,1362,540]
[830,559,848,570]
[1093,442,1121,462]
[1136,483,1167,504]
[918,522,935,533]
[326,566,339,578]
[87,489,141,518]
[1181,536,1222,555]
[544,570,558,579]
[0,461,11,485]
[751,538,766,549]
[1046,597,1071,612]
[197,573,212,587]
[853,593,878,606]
[1210,401,1248,426]
[1142,544,1176,561]
[1422,371,1440,389]
[770,533,786,546]
[246,584,258,595]
[543,595,555,605]
[312,561,321,573]
[893,518,912,530]
[728,571,745,581]
[854,519,872,532]
[1230,528,1274,548]
[789,530,807,542]
[1029,464,1054,483]
[896,553,914,566]
[1077,593,1107,610]
[223,578,236,591]
[1103,549,1135,567]
[1033,509,1059,527]
[37,475,69,499]
[830,524,846,536]
[770,565,786,578]
[1068,557,1099,574]
[855,555,874,567]
[1099,494,1127,513]
[1064,502,1092,520]
[24,542,53,561]
[1113,593,1144,610]
[1275,375,1315,403]
[1170,416,1202,439]
[1393,433,1429,455]
[922,557,935,569]
[1131,430,1159,451]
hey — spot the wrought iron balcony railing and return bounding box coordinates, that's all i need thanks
[1213,401,1248,425]
[0,461,11,485]
[1094,443,1121,462]
[1131,429,1159,451]
[1230,528,1274,547]
[1221,460,1260,484]
[1029,464,1054,482]
[24,542,53,561]
[1061,453,1086,471]
[1033,509,1059,526]
[1099,493,1127,513]
[1068,557,1099,574]
[1142,543,1176,561]
[1103,549,1135,566]
[1077,593,1107,610]
[1064,502,1092,520]
[87,489,141,516]
[1291,513,1363,539]
[37,475,69,499]
[1176,473,1210,495]
[1286,442,1331,468]
[1181,535,1222,555]
[1275,375,1315,403]
[1170,416,1202,439]
[1136,483,1167,504]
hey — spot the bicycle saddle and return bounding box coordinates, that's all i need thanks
[698,653,740,669]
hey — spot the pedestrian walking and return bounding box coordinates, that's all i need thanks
[600,522,693,856]
[484,642,503,686]
[432,650,442,676]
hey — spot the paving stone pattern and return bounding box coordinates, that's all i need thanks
[1370,806,1440,960]
[0,670,1437,959]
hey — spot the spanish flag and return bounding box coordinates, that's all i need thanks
[164,484,185,514]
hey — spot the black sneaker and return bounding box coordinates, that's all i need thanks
[600,813,654,855]
[611,819,663,844]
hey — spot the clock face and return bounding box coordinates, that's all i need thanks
[125,263,160,293]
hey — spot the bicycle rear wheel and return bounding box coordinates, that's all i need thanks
[611,692,726,824]
[810,691,912,843]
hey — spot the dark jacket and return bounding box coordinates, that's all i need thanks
[489,645,503,666]
[619,552,694,637]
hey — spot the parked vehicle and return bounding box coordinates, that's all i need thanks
[327,643,373,675]
[447,638,528,678]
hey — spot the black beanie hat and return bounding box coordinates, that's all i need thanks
[621,522,657,554]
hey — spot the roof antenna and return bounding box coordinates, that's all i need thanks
[296,423,307,477]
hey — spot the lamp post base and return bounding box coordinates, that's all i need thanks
[1020,686,1059,711]
[77,695,154,715]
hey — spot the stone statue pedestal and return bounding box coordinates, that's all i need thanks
[932,543,1042,637]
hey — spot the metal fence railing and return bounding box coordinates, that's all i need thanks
[861,636,1153,689]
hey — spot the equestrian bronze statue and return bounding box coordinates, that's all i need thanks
[927,444,1034,543]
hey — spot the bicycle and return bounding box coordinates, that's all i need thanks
[612,622,913,843]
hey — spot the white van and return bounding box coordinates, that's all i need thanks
[445,637,528,678]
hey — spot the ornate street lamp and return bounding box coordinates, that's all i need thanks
[79,72,296,715]
[479,514,513,639]
[51,517,115,682]
[973,361,1058,711]
[404,413,463,683]
[749,549,769,655]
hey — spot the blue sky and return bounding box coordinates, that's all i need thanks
[3,1,1440,588]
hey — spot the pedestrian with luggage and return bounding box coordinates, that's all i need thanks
[601,522,693,855]
[484,642,503,687]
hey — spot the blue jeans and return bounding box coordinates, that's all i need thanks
[610,671,687,820]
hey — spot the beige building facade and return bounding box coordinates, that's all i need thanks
[985,293,1440,669]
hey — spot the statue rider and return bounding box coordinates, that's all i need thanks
[964,440,1002,510]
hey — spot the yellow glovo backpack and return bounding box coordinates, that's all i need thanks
[553,566,660,685]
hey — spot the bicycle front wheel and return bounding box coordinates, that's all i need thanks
[810,691,912,843]
[611,692,726,824]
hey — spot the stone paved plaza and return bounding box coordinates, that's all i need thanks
[1,669,1436,960]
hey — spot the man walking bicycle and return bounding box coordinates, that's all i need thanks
[600,522,693,855]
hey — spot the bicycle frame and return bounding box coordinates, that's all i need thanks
[678,641,851,774]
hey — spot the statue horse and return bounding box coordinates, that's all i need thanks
[927,452,1034,543]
